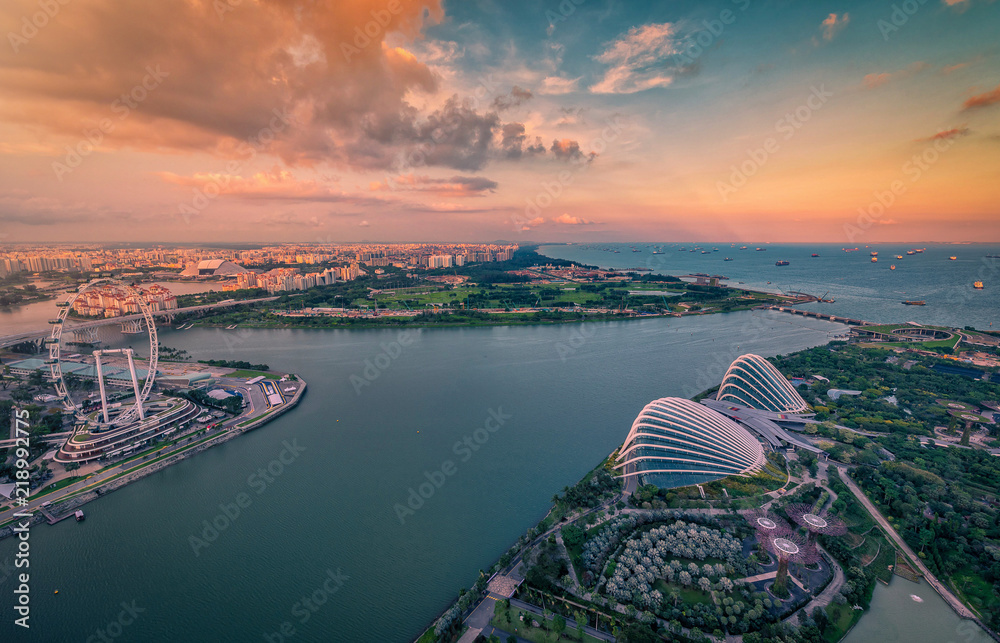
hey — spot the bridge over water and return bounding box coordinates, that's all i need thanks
[768,305,867,326]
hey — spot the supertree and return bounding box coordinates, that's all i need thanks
[742,507,786,534]
[784,503,848,545]
[757,525,818,598]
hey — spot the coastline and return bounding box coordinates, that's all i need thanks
[410,333,997,643]
[0,375,307,541]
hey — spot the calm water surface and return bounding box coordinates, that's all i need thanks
[843,578,993,643]
[539,243,1000,330]
[2,311,852,642]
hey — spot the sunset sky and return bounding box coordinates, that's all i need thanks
[0,0,998,243]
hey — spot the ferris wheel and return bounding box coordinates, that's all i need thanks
[47,278,159,426]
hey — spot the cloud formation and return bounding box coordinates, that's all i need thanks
[0,0,558,174]
[590,23,679,94]
[540,76,581,95]
[554,213,595,225]
[550,139,597,163]
[492,86,533,111]
[819,13,850,41]
[915,127,970,142]
[962,84,1000,110]
[369,173,498,197]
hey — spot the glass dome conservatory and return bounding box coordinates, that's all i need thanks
[717,354,809,413]
[614,397,766,489]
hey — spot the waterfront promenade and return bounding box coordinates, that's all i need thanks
[0,375,306,539]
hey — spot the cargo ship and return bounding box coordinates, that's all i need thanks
[974,281,984,290]
[906,250,915,255]
[871,256,878,262]
[870,251,878,256]
[902,300,926,305]
[775,260,789,266]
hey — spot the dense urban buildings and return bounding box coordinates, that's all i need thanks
[71,283,178,317]
[0,243,517,278]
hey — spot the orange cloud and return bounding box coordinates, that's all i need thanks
[962,84,1000,110]
[0,0,503,172]
[368,174,498,197]
[861,62,929,89]
[915,127,970,142]
[820,13,850,41]
[554,213,596,225]
[863,73,892,89]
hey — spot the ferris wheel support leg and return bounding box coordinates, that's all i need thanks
[95,351,110,424]
[126,349,144,420]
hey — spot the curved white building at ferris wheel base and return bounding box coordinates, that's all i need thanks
[717,354,809,414]
[614,397,766,489]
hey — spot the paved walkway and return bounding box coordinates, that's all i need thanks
[789,545,846,626]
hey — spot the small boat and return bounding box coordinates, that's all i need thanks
[75,510,85,522]
[724,257,733,261]
[811,253,819,257]
[902,300,926,306]
[915,248,925,253]
[871,257,878,263]
[906,250,915,255]
[870,251,878,256]
[740,246,748,250]
[949,256,957,261]
[775,260,789,266]
[910,595,924,603]
[974,281,984,290]
[756,247,766,251]
[890,265,896,270]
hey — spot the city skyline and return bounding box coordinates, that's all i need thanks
[1,0,998,243]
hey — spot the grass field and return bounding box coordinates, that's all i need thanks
[358,284,611,310]
[652,580,715,605]
[868,536,897,584]
[843,532,865,549]
[227,369,280,380]
[491,604,606,643]
[823,601,862,643]
[857,537,881,565]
